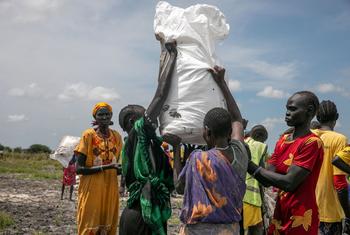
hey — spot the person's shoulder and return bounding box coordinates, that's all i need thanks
[230,139,249,161]
[314,129,345,139]
[81,128,95,136]
[190,149,204,159]
[110,129,122,139]
[301,133,323,149]
[338,146,350,156]
[331,131,347,141]
[245,137,267,148]
[230,139,248,151]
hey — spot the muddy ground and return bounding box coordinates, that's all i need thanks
[0,174,182,235]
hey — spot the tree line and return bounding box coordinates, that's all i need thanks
[0,143,51,154]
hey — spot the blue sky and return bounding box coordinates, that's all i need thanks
[0,0,349,151]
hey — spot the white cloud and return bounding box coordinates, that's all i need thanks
[8,83,42,97]
[221,46,298,82]
[257,86,289,99]
[316,83,349,97]
[88,86,120,101]
[8,88,25,96]
[243,61,297,80]
[316,83,339,93]
[228,80,241,92]
[7,114,28,122]
[261,117,284,131]
[58,82,119,101]
[0,0,62,23]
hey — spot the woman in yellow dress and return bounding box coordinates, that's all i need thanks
[75,102,123,235]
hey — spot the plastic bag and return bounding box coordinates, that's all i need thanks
[50,136,80,168]
[154,1,229,144]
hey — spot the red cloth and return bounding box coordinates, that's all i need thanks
[267,133,324,235]
[333,175,348,191]
[62,163,76,186]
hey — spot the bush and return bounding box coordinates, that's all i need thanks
[28,144,51,154]
[13,147,22,153]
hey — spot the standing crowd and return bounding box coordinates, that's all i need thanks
[71,40,350,235]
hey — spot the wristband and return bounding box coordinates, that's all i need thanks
[253,166,262,177]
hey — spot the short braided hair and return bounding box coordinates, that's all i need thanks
[204,107,232,138]
[293,91,319,118]
[250,125,268,143]
[317,100,338,123]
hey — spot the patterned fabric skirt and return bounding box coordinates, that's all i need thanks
[179,223,240,235]
[319,222,342,235]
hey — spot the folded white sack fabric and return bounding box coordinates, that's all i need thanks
[50,136,80,168]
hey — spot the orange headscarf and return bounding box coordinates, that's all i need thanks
[92,102,113,117]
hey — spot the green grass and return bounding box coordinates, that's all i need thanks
[0,153,62,180]
[0,211,14,230]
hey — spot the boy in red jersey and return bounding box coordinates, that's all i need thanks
[248,91,324,235]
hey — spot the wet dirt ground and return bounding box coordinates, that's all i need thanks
[0,174,182,235]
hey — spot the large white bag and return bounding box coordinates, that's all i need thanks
[50,136,80,168]
[154,1,229,144]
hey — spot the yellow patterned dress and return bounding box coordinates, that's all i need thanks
[75,128,122,235]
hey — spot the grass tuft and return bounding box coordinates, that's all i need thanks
[0,211,14,230]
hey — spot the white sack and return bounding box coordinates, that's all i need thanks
[154,1,229,144]
[50,136,80,168]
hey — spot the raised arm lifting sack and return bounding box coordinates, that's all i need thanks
[154,1,229,144]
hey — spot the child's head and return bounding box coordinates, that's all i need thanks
[119,105,145,133]
[250,125,268,143]
[285,91,319,127]
[316,100,338,126]
[203,107,232,147]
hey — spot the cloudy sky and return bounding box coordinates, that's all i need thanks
[0,0,349,151]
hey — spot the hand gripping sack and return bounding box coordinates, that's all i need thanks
[154,1,229,144]
[50,136,80,168]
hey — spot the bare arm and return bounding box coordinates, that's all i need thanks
[248,161,310,192]
[209,66,243,141]
[75,153,121,175]
[332,156,350,174]
[162,133,185,194]
[146,41,177,123]
[173,143,185,194]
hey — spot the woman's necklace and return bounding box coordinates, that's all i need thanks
[97,129,110,139]
[215,145,230,151]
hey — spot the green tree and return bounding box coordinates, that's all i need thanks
[28,144,51,154]
[13,147,22,153]
[0,144,4,151]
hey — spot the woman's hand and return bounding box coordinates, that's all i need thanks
[208,65,226,88]
[165,40,177,54]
